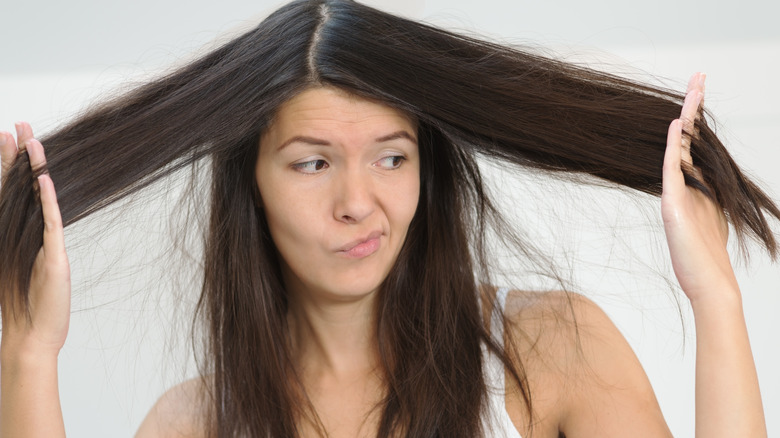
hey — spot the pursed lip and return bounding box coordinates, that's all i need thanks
[337,230,383,252]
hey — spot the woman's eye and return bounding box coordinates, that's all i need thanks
[293,159,329,174]
[375,156,405,170]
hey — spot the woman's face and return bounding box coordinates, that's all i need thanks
[255,87,420,303]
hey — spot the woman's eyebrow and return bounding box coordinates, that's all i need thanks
[375,130,417,144]
[276,136,330,151]
[277,130,417,151]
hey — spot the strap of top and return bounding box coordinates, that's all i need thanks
[491,287,509,346]
[482,288,523,437]
[486,287,508,390]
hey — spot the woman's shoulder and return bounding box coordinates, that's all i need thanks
[135,376,210,438]
[503,289,613,343]
[499,289,673,437]
[502,289,642,360]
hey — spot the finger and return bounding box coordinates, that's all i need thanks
[26,138,65,255]
[684,72,705,108]
[685,72,706,129]
[25,137,47,175]
[37,173,66,257]
[0,131,18,177]
[691,72,706,120]
[696,72,706,95]
[695,73,706,124]
[15,121,34,152]
[663,119,685,195]
[686,72,700,93]
[679,89,703,165]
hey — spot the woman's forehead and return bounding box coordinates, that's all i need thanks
[260,87,417,150]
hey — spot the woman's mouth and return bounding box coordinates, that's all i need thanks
[338,231,382,258]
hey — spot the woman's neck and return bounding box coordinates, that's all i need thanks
[283,284,387,437]
[286,285,380,379]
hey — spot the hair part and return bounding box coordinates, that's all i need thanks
[307,3,330,83]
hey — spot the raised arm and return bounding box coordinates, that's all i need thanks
[513,74,768,438]
[0,123,70,438]
[661,73,767,437]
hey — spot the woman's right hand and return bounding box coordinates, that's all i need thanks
[1,122,71,358]
[0,123,70,438]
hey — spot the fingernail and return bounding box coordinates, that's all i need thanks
[0,132,6,147]
[698,73,706,88]
[14,122,23,135]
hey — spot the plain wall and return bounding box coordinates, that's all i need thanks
[1,0,778,436]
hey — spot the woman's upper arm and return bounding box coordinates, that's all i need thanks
[135,377,208,438]
[507,291,673,437]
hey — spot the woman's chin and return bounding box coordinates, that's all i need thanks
[316,282,383,303]
[284,275,385,306]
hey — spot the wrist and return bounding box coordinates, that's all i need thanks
[688,285,743,315]
[1,336,60,372]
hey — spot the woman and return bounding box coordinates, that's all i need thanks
[1,0,777,436]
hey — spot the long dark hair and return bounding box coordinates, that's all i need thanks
[1,0,777,436]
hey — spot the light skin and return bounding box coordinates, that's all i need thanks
[255,90,419,373]
[0,75,768,437]
[255,88,420,435]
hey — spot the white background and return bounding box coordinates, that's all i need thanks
[1,0,778,436]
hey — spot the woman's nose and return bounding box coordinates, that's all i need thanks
[333,170,375,224]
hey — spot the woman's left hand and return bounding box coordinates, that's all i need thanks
[661,73,738,304]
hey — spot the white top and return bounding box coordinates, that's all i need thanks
[481,288,524,437]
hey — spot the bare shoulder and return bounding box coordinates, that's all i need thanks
[135,376,211,438]
[502,290,673,437]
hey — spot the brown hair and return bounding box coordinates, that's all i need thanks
[1,0,777,436]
